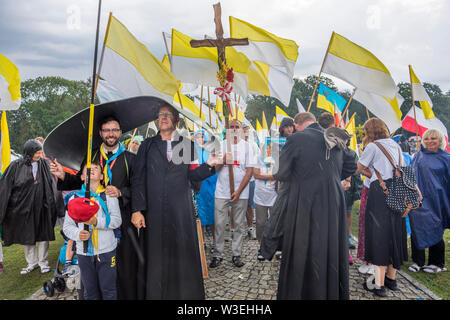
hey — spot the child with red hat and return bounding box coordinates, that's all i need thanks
[63,160,122,300]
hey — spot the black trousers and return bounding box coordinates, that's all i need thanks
[411,235,445,268]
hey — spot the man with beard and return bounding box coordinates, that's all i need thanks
[131,104,218,300]
[50,115,138,300]
[0,139,62,274]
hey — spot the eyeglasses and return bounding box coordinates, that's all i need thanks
[101,128,121,133]
[229,126,241,129]
[158,111,173,117]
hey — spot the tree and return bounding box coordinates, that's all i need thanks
[7,76,91,152]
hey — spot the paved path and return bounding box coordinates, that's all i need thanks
[28,229,441,301]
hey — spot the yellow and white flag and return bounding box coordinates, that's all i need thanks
[99,15,181,103]
[322,32,398,99]
[270,116,279,136]
[1,111,11,173]
[353,88,404,134]
[229,17,299,77]
[0,54,21,110]
[344,112,357,151]
[171,28,251,98]
[409,65,435,119]
[275,105,292,124]
[229,17,298,106]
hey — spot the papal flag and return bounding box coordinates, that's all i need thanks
[275,105,292,124]
[317,82,347,114]
[353,89,404,134]
[0,54,21,110]
[270,116,278,136]
[322,32,398,99]
[1,111,11,173]
[171,28,251,98]
[99,15,181,103]
[344,112,357,151]
[296,98,306,113]
[230,17,298,106]
[409,65,435,119]
[229,16,299,77]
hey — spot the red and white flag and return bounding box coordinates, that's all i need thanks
[401,106,449,152]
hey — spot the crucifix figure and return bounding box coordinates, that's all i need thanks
[190,2,249,196]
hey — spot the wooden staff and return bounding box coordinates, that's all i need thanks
[196,219,209,279]
[341,88,356,120]
[307,31,334,112]
[365,107,370,120]
[208,86,212,127]
[199,85,204,119]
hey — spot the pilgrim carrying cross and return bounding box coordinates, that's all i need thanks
[190,2,249,197]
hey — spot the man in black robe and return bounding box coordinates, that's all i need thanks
[131,104,217,300]
[273,112,357,300]
[50,115,138,300]
[0,139,62,273]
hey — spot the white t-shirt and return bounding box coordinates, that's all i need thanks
[215,139,257,200]
[359,138,404,183]
[254,158,277,207]
[247,140,261,182]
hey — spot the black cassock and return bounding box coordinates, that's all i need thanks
[57,149,138,300]
[273,123,356,300]
[131,132,215,300]
[0,157,62,246]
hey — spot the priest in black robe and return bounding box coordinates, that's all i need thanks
[50,115,138,300]
[273,113,357,300]
[131,104,217,300]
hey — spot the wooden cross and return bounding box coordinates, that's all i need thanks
[190,2,249,197]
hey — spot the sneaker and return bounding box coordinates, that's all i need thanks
[358,263,370,274]
[349,253,354,265]
[40,266,51,274]
[232,256,245,268]
[210,245,215,254]
[20,264,38,275]
[423,264,447,274]
[408,263,422,273]
[209,257,223,268]
[0,262,3,273]
[275,251,282,261]
[384,276,399,291]
[257,249,265,261]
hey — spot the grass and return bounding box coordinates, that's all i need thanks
[0,227,65,300]
[350,200,450,300]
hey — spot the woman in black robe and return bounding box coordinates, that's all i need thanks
[273,118,356,300]
[131,104,216,300]
[0,140,61,250]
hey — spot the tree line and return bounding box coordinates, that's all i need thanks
[6,76,450,153]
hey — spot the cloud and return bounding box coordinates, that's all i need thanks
[1,0,449,92]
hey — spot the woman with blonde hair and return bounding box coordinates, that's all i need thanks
[408,129,449,274]
[355,118,408,297]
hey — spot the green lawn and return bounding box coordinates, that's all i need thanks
[0,227,65,300]
[350,200,450,300]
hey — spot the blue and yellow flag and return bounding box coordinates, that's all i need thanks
[317,82,347,114]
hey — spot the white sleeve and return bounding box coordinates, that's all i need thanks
[358,143,376,168]
[63,198,82,241]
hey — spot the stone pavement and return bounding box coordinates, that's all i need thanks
[28,229,442,300]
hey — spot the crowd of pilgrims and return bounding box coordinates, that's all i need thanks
[0,103,448,300]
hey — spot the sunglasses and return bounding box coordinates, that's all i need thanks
[158,111,173,117]
[101,128,121,133]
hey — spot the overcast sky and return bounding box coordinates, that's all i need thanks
[1,0,449,93]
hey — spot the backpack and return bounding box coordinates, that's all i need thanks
[373,142,423,217]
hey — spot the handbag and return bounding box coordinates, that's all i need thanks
[373,142,422,217]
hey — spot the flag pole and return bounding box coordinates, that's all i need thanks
[408,65,420,151]
[341,88,356,121]
[365,107,370,120]
[307,31,334,112]
[84,0,102,253]
[199,85,204,119]
[94,11,112,95]
[207,86,212,127]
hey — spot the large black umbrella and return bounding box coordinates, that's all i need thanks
[43,96,168,171]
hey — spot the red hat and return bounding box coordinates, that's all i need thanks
[68,197,99,223]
